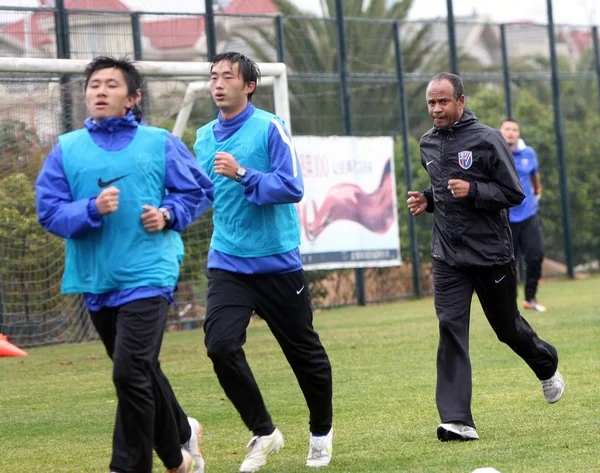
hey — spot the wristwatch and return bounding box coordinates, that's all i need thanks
[235,166,247,182]
[159,207,171,227]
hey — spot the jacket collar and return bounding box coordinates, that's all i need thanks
[84,110,139,133]
[432,108,478,138]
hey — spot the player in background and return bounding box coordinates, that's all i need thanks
[500,119,547,312]
[36,56,213,473]
[194,52,333,473]
[407,72,564,442]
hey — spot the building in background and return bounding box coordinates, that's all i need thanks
[0,0,279,60]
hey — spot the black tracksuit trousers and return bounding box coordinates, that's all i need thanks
[204,269,333,437]
[432,259,558,428]
[510,214,544,302]
[90,297,191,473]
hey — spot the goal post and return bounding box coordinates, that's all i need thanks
[0,56,291,348]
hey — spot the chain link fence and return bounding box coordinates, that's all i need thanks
[0,4,598,346]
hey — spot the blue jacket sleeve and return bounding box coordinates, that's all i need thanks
[35,144,103,239]
[161,134,214,232]
[529,147,539,175]
[241,118,304,205]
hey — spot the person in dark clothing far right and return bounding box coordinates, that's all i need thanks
[500,119,547,312]
[407,72,564,443]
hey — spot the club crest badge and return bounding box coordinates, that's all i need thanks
[458,151,473,170]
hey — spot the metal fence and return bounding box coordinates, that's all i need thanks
[0,1,599,345]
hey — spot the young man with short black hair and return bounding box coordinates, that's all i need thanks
[36,56,213,473]
[500,118,547,312]
[194,52,333,472]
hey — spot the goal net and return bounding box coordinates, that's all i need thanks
[0,57,290,347]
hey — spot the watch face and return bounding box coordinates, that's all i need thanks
[160,208,170,222]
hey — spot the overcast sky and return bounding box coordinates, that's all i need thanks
[1,0,598,26]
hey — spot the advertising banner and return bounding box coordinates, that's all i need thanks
[294,136,401,270]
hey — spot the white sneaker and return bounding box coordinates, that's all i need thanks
[306,428,333,467]
[437,423,479,441]
[523,299,547,312]
[541,370,565,403]
[182,417,204,473]
[239,428,284,473]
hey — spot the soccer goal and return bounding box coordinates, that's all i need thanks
[0,57,290,348]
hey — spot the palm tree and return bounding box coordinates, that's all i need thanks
[235,0,440,136]
[236,0,496,138]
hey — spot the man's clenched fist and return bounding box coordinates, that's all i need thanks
[95,186,120,215]
[141,205,166,232]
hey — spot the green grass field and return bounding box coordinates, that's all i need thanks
[1,276,599,473]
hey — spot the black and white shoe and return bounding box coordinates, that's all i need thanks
[541,370,565,403]
[437,422,479,441]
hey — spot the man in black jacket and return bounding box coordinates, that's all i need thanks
[407,72,564,442]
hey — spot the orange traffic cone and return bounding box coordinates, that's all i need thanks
[0,333,28,357]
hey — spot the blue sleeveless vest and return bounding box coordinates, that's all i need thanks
[60,126,180,293]
[194,109,300,257]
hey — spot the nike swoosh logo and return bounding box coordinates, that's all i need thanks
[98,174,130,188]
[426,160,434,166]
[262,438,276,455]
[296,285,305,295]
[495,275,506,284]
